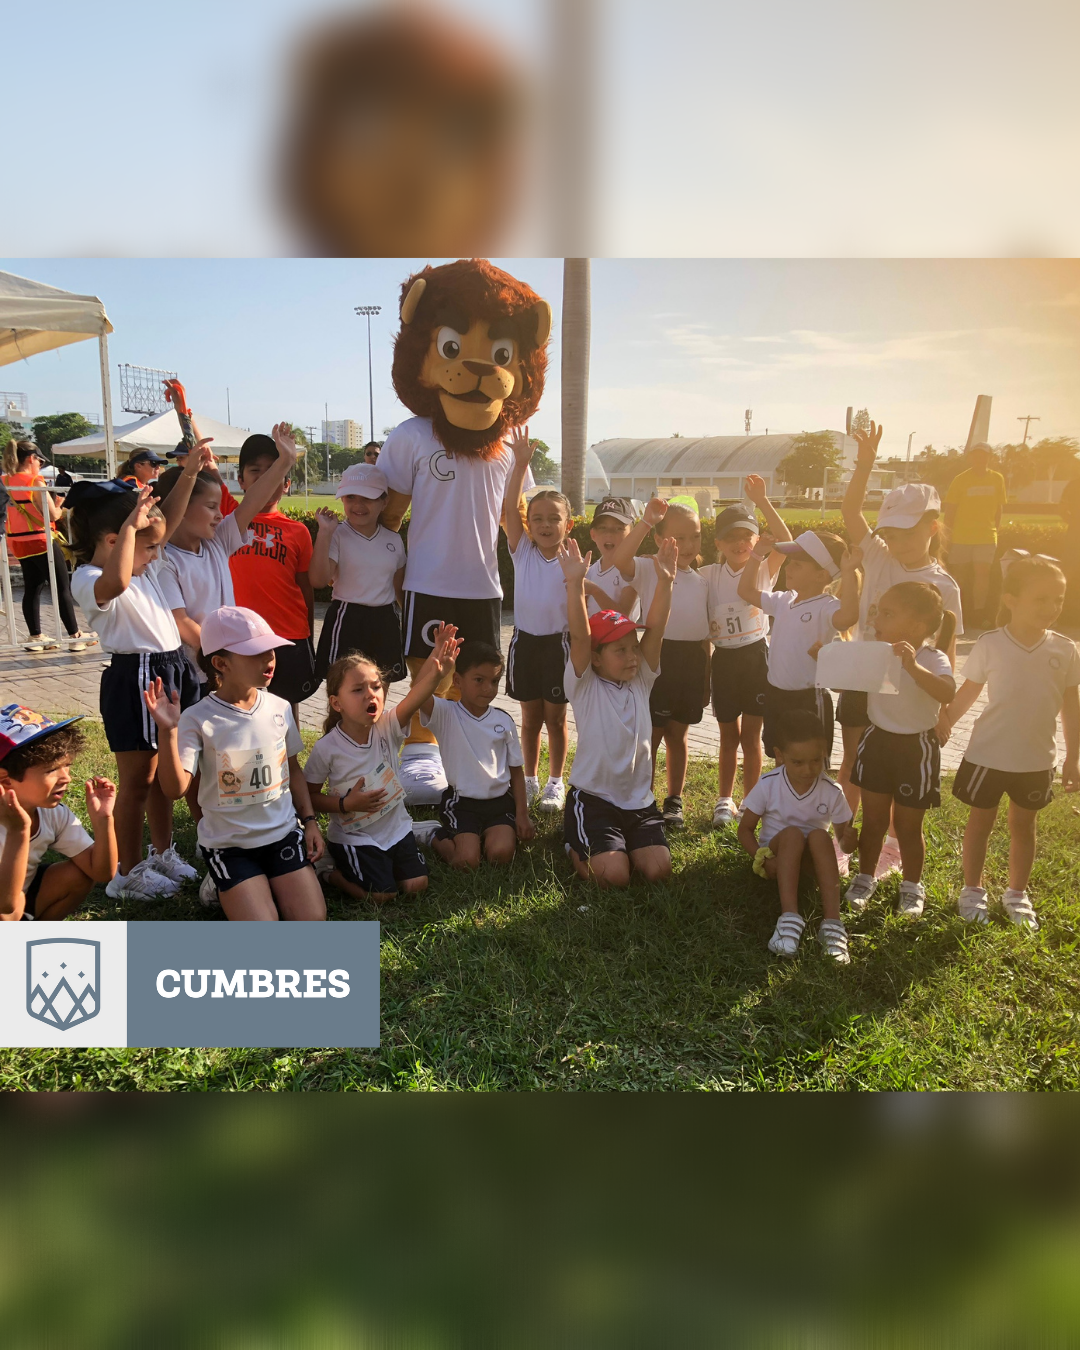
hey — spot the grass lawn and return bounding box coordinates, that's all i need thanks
[5,719,1080,1091]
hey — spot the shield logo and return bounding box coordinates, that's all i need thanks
[26,938,101,1030]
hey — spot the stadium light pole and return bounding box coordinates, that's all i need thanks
[354,305,381,445]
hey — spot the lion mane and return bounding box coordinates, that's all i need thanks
[391,258,549,458]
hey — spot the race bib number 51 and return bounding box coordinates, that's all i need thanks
[217,740,288,807]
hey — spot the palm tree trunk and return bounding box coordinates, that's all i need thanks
[560,258,591,515]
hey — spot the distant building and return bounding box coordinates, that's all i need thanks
[1,392,32,436]
[322,418,363,449]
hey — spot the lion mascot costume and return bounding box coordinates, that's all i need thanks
[378,258,551,802]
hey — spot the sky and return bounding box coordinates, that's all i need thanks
[3,257,1078,461]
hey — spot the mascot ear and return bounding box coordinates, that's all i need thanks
[400,278,427,325]
[531,300,552,348]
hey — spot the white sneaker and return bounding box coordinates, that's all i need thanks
[712,797,737,828]
[525,776,540,807]
[817,918,851,964]
[147,845,198,882]
[68,630,97,652]
[874,835,903,879]
[410,818,441,846]
[106,859,180,902]
[397,745,448,806]
[845,873,877,910]
[768,912,806,957]
[897,880,926,918]
[538,780,566,814]
[957,885,989,924]
[198,870,221,907]
[1002,888,1039,931]
[22,634,47,652]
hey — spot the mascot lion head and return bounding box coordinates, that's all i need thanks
[392,259,551,458]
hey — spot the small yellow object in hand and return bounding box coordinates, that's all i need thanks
[752,846,774,878]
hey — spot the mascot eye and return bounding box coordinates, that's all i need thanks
[436,327,464,360]
[491,338,515,367]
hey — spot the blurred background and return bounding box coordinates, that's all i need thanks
[6,0,1079,259]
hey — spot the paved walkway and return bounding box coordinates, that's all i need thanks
[0,585,1070,773]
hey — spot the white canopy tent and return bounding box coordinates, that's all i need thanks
[0,269,116,475]
[53,409,252,464]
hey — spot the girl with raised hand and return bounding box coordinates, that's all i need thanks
[942,553,1080,930]
[145,605,326,921]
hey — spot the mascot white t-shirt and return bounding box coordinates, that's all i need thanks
[380,415,531,601]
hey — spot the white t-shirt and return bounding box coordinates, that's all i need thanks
[868,645,954,734]
[961,627,1080,773]
[420,697,523,800]
[159,513,251,669]
[759,590,842,691]
[742,766,852,846]
[859,532,964,641]
[71,560,181,654]
[564,659,659,811]
[303,716,412,850]
[585,559,641,620]
[631,557,710,641]
[177,690,304,850]
[702,561,772,648]
[510,535,568,635]
[328,523,406,607]
[379,416,530,600]
[0,803,92,902]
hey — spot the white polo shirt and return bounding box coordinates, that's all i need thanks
[510,535,568,635]
[0,803,92,901]
[565,658,659,811]
[961,627,1080,773]
[867,645,954,734]
[420,697,523,800]
[742,766,852,845]
[585,559,641,620]
[328,523,406,607]
[759,590,842,690]
[859,533,964,640]
[177,690,304,850]
[379,416,531,600]
[303,716,412,849]
[71,560,181,655]
[159,513,251,669]
[702,561,772,649]
[631,557,710,641]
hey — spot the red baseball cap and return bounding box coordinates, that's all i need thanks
[589,610,643,645]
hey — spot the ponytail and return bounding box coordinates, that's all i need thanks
[935,609,956,652]
[2,439,18,476]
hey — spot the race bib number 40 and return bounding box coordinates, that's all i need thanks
[217,740,288,807]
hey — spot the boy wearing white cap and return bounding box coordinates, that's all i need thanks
[310,463,406,685]
[146,605,327,921]
[840,422,963,839]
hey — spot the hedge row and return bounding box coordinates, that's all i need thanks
[280,508,1071,608]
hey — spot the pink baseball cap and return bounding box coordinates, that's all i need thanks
[589,610,644,646]
[200,606,294,656]
[336,463,389,499]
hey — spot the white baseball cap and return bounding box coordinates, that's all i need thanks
[200,606,294,656]
[876,482,941,531]
[336,463,389,499]
[773,530,842,577]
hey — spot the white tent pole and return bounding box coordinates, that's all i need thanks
[99,330,116,478]
[1,547,17,648]
[36,484,65,645]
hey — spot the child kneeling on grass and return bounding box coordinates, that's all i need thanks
[0,707,117,922]
[560,535,677,889]
[303,625,461,903]
[419,641,535,869]
[738,710,859,963]
[146,606,326,921]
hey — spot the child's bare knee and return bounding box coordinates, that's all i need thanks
[485,843,516,866]
[402,875,428,894]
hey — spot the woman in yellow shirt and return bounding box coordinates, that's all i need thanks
[943,442,1007,625]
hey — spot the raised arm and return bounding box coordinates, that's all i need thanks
[608,498,666,581]
[159,442,214,541]
[142,680,193,799]
[400,623,462,722]
[737,544,769,609]
[639,535,676,672]
[841,421,883,546]
[831,544,863,631]
[744,474,791,543]
[95,486,155,604]
[233,422,298,534]
[308,508,340,589]
[502,426,533,552]
[558,537,594,677]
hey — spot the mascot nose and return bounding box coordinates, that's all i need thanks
[463,360,497,377]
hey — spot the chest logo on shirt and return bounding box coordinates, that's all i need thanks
[428,450,455,482]
[245,522,287,565]
[493,723,506,734]
[273,713,286,727]
[1049,656,1061,670]
[816,802,829,814]
[801,612,813,623]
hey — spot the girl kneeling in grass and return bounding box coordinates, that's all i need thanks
[738,710,859,963]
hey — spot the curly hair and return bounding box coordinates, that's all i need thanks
[391,259,548,458]
[322,652,389,733]
[0,724,86,780]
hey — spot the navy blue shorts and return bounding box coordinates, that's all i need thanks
[711,639,769,724]
[953,759,1055,811]
[563,786,666,858]
[851,725,941,809]
[269,637,317,705]
[100,648,201,752]
[652,638,709,727]
[506,629,571,704]
[315,600,405,685]
[328,833,427,895]
[201,825,312,894]
[437,787,517,839]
